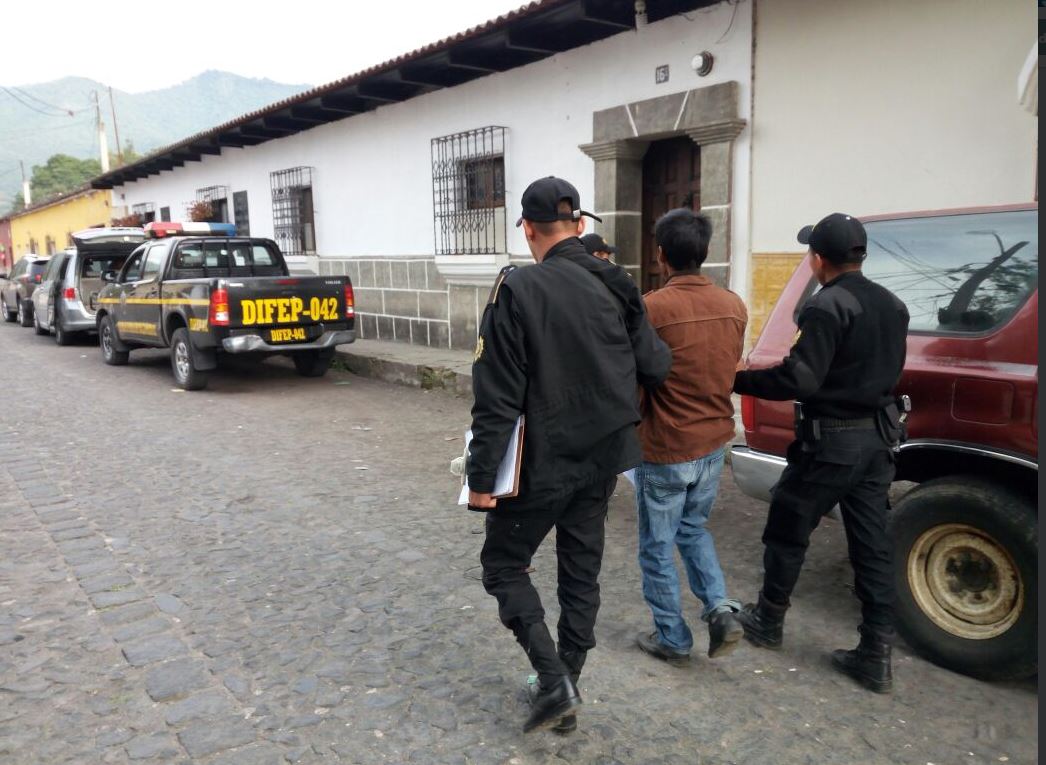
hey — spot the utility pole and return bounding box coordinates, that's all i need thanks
[92,90,110,173]
[108,86,124,167]
[20,160,30,207]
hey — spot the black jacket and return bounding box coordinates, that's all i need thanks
[468,238,671,508]
[734,271,909,418]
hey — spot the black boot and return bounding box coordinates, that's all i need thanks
[553,649,586,733]
[523,675,581,733]
[831,626,893,694]
[737,592,787,649]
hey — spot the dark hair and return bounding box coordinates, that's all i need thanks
[654,209,712,270]
[530,200,577,236]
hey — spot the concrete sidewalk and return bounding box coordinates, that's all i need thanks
[334,338,746,441]
[334,339,474,396]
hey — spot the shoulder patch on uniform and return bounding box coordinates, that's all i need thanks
[487,265,518,306]
[473,335,485,362]
[792,329,802,347]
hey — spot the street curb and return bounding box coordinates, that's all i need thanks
[334,346,472,396]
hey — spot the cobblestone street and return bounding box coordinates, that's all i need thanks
[0,323,1036,765]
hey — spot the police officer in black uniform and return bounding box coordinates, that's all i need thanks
[733,212,910,693]
[468,176,670,732]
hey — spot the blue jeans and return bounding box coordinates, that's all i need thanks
[635,448,738,653]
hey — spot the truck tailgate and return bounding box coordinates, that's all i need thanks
[225,276,352,337]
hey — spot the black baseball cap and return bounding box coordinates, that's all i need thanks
[580,233,617,255]
[797,212,867,263]
[516,176,602,227]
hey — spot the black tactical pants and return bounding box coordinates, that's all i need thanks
[480,477,616,676]
[762,428,896,634]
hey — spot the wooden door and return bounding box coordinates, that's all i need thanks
[641,136,701,292]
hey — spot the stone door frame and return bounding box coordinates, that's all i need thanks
[579,81,746,285]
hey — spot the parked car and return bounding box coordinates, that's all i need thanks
[1,254,51,327]
[732,204,1037,681]
[32,228,146,345]
[96,221,355,390]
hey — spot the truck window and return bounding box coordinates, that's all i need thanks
[141,246,166,281]
[862,210,1037,334]
[121,250,145,282]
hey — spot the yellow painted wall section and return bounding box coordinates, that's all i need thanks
[10,190,112,260]
[748,252,805,345]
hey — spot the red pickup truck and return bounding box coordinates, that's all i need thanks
[732,204,1037,681]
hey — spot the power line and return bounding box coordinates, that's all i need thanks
[10,85,85,115]
[0,86,71,116]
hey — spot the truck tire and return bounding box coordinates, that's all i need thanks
[292,348,334,377]
[171,328,208,391]
[17,299,32,327]
[888,476,1036,681]
[99,315,129,366]
[1,296,14,322]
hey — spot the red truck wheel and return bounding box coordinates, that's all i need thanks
[889,476,1036,681]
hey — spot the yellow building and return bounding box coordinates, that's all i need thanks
[10,187,112,260]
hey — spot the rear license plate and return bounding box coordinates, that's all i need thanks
[268,327,309,343]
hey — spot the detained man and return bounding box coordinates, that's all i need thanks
[633,209,748,665]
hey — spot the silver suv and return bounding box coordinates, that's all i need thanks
[32,228,145,345]
[1,254,50,327]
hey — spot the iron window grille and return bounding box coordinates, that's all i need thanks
[196,185,230,223]
[431,126,507,255]
[131,202,156,223]
[270,167,316,258]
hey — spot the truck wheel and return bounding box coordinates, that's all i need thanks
[889,476,1036,681]
[33,310,48,336]
[1,296,14,322]
[17,299,32,327]
[171,328,208,391]
[99,315,129,366]
[292,348,334,377]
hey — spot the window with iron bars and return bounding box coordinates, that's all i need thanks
[131,202,156,223]
[431,126,507,255]
[195,186,230,223]
[270,167,316,258]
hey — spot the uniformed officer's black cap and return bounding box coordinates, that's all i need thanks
[516,176,603,227]
[797,212,867,263]
[580,233,617,255]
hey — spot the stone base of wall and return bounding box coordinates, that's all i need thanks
[749,252,805,342]
[318,256,488,352]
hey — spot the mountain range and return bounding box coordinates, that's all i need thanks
[0,70,310,209]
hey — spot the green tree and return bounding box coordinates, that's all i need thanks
[29,154,102,201]
[110,139,142,168]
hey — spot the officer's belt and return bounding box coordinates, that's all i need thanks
[816,417,877,431]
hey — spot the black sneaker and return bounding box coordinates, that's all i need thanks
[636,631,690,667]
[523,675,581,734]
[707,609,744,658]
[527,675,577,733]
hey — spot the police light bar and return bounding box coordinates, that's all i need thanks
[144,221,238,238]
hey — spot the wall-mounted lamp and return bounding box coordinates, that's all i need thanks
[691,51,714,77]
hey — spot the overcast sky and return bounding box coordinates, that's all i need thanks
[4,0,527,92]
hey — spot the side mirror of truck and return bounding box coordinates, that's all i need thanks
[101,270,118,284]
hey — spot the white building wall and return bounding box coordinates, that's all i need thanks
[113,2,753,292]
[749,0,1036,254]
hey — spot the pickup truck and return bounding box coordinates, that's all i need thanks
[732,204,1037,681]
[95,222,355,389]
